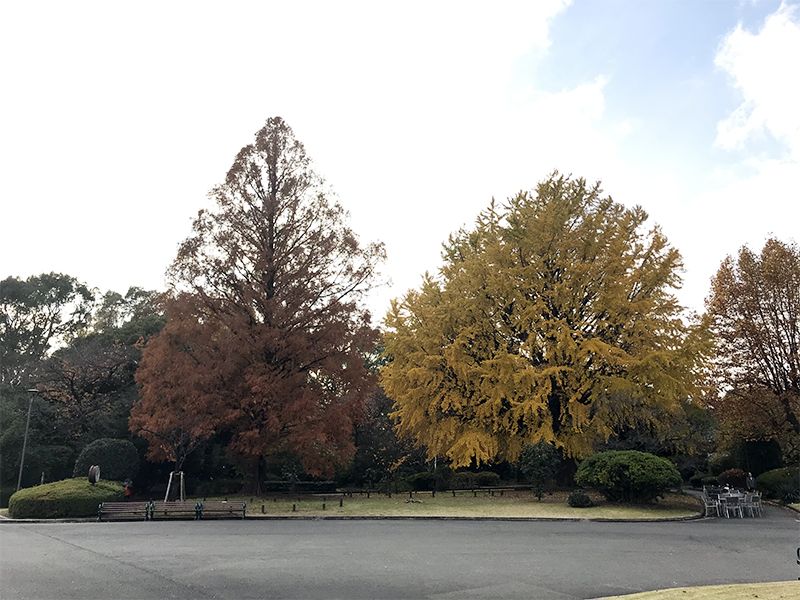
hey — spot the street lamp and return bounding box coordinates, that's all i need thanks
[16,389,41,492]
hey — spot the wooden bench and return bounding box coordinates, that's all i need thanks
[198,501,246,519]
[149,501,201,520]
[98,501,150,521]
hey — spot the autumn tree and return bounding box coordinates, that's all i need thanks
[706,238,800,462]
[382,173,711,468]
[132,117,385,487]
[129,295,225,473]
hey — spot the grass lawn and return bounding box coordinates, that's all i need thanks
[597,580,799,600]
[195,490,702,519]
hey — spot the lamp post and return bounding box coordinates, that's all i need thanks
[16,389,41,492]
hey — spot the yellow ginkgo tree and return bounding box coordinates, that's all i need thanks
[381,173,711,467]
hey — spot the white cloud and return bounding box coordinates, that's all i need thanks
[715,2,800,159]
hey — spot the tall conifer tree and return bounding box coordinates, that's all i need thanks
[132,118,384,483]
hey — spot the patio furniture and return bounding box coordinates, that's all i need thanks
[720,495,743,518]
[744,492,762,517]
[702,494,720,517]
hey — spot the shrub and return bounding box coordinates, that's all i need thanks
[406,472,437,491]
[473,471,501,487]
[778,479,800,504]
[568,488,593,508]
[575,450,682,503]
[688,472,706,489]
[756,466,800,499]
[8,478,124,519]
[438,470,501,490]
[701,475,719,487]
[73,438,140,481]
[717,468,747,489]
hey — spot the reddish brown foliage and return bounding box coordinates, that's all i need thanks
[707,237,800,460]
[131,118,383,479]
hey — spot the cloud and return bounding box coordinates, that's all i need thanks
[715,2,800,159]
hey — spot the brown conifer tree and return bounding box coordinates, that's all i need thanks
[132,118,384,486]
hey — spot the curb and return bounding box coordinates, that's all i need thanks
[0,513,704,524]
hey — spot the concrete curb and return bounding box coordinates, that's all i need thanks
[0,512,705,524]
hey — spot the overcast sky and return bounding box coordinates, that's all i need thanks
[2,0,798,323]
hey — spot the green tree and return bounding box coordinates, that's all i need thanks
[518,440,561,500]
[72,438,140,481]
[0,273,93,384]
[382,173,711,467]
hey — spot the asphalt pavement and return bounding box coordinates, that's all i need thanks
[1,504,798,599]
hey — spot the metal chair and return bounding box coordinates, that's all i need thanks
[702,495,720,517]
[744,492,762,517]
[722,495,743,518]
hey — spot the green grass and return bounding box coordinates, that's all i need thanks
[196,490,702,519]
[596,580,799,600]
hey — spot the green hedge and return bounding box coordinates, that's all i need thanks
[406,470,502,491]
[406,472,438,491]
[756,466,799,499]
[450,471,501,489]
[8,478,124,519]
[73,438,140,481]
[575,450,682,503]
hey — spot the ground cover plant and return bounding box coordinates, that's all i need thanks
[8,477,124,519]
[193,490,700,520]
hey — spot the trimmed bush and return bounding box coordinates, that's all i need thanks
[473,471,501,487]
[73,438,140,481]
[717,468,747,489]
[701,475,719,487]
[568,488,593,508]
[756,466,800,499]
[688,472,706,489]
[449,471,501,489]
[8,478,124,519]
[575,450,682,503]
[406,472,438,491]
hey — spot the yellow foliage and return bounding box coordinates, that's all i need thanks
[382,173,712,466]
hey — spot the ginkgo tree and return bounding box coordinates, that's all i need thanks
[381,173,711,467]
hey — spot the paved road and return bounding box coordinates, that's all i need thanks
[2,505,798,599]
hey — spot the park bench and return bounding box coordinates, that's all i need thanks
[198,500,246,519]
[98,501,150,521]
[149,501,201,520]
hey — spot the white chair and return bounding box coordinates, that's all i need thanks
[722,495,743,518]
[744,492,762,517]
[702,495,720,517]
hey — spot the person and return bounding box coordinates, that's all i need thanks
[124,479,132,501]
[746,472,756,492]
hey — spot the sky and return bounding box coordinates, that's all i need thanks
[2,0,798,324]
